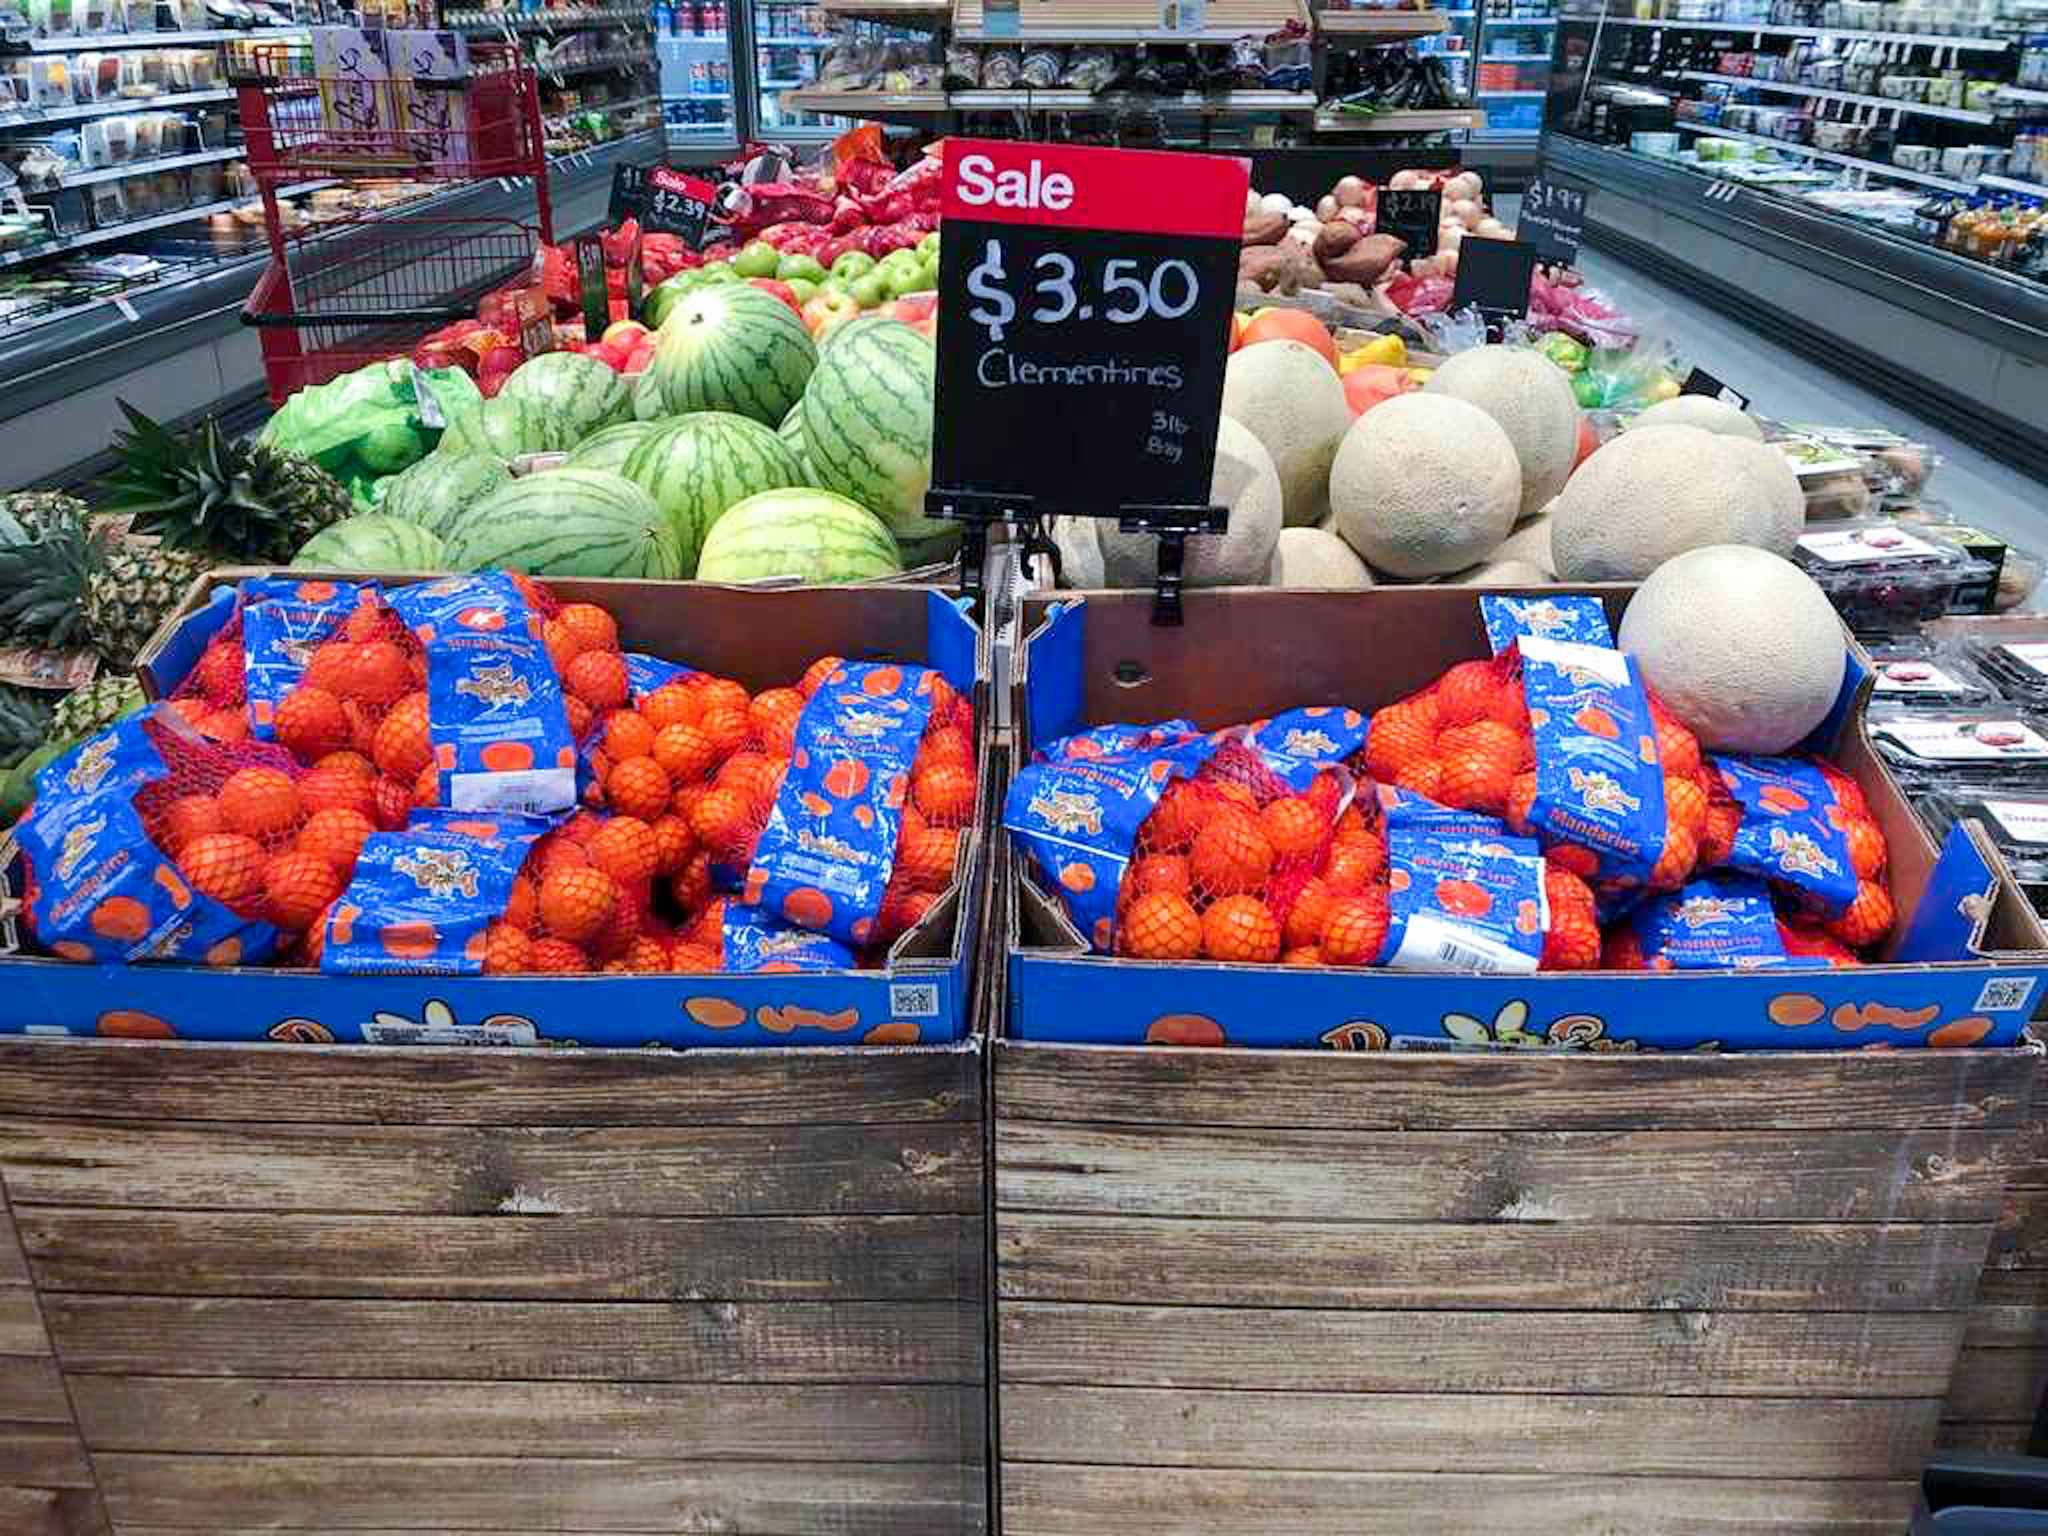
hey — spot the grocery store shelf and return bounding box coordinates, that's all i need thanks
[443,6,648,29]
[1484,13,1555,20]
[53,145,242,189]
[1677,68,1998,124]
[952,85,1316,109]
[1475,87,1544,95]
[0,88,234,130]
[1568,13,2012,49]
[1319,7,1450,33]
[1981,172,2048,197]
[1479,50,1545,58]
[16,24,305,49]
[1315,104,1486,129]
[1674,120,1976,191]
[782,87,948,112]
[819,0,948,17]
[545,51,655,76]
[953,0,1306,40]
[760,78,807,87]
[758,34,834,42]
[1999,85,2048,105]
[0,199,232,271]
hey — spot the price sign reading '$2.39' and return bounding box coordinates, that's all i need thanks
[930,139,1248,519]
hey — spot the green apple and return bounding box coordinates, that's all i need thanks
[849,270,890,309]
[696,261,739,284]
[776,251,827,283]
[917,230,941,259]
[733,241,781,279]
[830,249,876,282]
[880,262,926,300]
[877,246,920,274]
[785,276,819,304]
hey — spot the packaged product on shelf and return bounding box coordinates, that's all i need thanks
[1866,706,2048,786]
[1792,520,1997,632]
[1866,637,2002,709]
[1917,789,2048,914]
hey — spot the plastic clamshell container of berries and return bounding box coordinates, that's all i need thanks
[1793,520,1998,636]
[1864,637,2003,710]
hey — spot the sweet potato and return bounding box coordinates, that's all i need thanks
[1313,220,1362,264]
[1320,231,1406,287]
[1242,209,1287,246]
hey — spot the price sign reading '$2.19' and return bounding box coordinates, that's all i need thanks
[930,139,1248,519]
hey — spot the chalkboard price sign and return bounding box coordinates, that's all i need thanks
[1518,178,1587,266]
[1449,235,1540,327]
[928,139,1247,621]
[1376,187,1441,263]
[1680,366,1750,409]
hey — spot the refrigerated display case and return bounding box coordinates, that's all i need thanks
[659,9,741,150]
[1539,0,2048,468]
[1473,1,1555,139]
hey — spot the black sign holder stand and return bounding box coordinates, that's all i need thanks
[927,489,1226,628]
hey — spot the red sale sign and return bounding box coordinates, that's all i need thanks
[939,139,1248,242]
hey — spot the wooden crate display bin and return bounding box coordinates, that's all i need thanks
[0,1037,988,1534]
[1941,1112,2048,1455]
[991,1042,2036,1536]
[991,586,2047,1535]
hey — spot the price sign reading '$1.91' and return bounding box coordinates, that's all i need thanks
[930,139,1248,520]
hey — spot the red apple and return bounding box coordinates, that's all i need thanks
[801,289,860,340]
[601,319,649,349]
[747,278,803,318]
[882,292,937,327]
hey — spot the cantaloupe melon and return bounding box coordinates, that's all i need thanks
[1491,511,1558,577]
[1329,393,1520,579]
[1449,558,1550,586]
[1422,344,1579,518]
[1268,526,1374,589]
[1222,339,1352,528]
[1723,436,1804,549]
[1549,425,1799,582]
[1049,515,1106,589]
[1099,415,1281,589]
[1626,395,1764,440]
[1617,544,1845,754]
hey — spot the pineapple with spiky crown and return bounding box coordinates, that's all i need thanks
[86,402,352,664]
[0,684,53,771]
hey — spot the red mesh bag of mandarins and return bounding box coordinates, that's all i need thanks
[1117,739,1358,967]
[16,704,320,967]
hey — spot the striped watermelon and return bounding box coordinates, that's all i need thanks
[378,451,511,534]
[630,372,667,422]
[566,421,660,473]
[799,316,947,541]
[439,469,686,579]
[438,395,574,461]
[778,402,811,477]
[497,351,632,441]
[620,412,803,574]
[645,285,816,426]
[292,515,451,572]
[695,489,903,585]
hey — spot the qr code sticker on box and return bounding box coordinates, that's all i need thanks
[889,982,942,1019]
[1975,976,2038,1014]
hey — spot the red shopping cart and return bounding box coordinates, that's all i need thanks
[235,40,555,404]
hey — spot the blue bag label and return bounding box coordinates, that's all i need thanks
[1631,873,1795,970]
[1380,787,1546,974]
[720,901,857,972]
[1244,706,1370,767]
[625,651,697,703]
[386,574,577,815]
[1714,754,1860,916]
[1481,593,1614,655]
[1035,720,1201,763]
[743,660,938,948]
[1520,633,1667,884]
[1004,734,1219,954]
[240,577,380,740]
[322,808,551,976]
[21,709,280,966]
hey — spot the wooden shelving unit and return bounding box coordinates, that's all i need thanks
[1318,7,1449,34]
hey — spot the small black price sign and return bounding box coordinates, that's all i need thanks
[575,233,608,338]
[1376,187,1442,263]
[1450,236,1540,327]
[1680,366,1749,409]
[1518,177,1587,266]
[929,139,1247,521]
[608,163,717,249]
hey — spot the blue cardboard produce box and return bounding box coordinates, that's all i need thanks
[1007,587,2048,1052]
[0,575,988,1048]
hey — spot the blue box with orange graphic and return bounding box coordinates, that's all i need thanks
[1005,588,2048,1053]
[0,577,988,1050]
